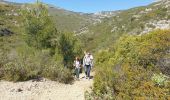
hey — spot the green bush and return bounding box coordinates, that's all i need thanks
[42,60,73,83]
[131,81,169,100]
[57,32,82,69]
[0,1,81,83]
[151,73,169,87]
[0,45,73,83]
[91,30,170,99]
[0,45,43,81]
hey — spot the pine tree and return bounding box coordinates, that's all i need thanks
[21,1,57,49]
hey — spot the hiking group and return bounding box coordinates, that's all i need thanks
[73,51,94,80]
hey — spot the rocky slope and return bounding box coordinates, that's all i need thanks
[79,0,170,51]
[0,1,21,36]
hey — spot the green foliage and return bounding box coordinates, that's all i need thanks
[43,62,73,83]
[21,2,57,49]
[0,45,73,83]
[114,30,170,68]
[0,3,22,35]
[57,32,82,68]
[131,81,169,100]
[90,30,170,99]
[21,1,83,70]
[1,45,43,81]
[151,73,169,87]
[0,2,83,83]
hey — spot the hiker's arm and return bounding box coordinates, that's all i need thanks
[83,57,85,67]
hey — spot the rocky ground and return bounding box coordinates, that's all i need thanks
[0,73,94,100]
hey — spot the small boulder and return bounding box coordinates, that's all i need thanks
[17,88,23,92]
[0,28,14,36]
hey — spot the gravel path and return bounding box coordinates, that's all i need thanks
[0,73,93,100]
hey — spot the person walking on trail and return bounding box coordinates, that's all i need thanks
[83,51,88,77]
[73,57,81,80]
[83,52,93,79]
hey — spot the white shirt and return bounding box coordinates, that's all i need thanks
[90,55,93,60]
[74,60,80,68]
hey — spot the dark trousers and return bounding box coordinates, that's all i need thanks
[84,65,87,76]
[85,65,91,78]
[75,68,80,78]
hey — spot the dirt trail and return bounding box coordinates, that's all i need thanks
[0,73,94,100]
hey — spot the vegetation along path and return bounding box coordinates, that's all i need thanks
[0,72,94,100]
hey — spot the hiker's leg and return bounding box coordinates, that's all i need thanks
[89,65,91,78]
[87,65,91,78]
[84,65,87,76]
[77,68,80,78]
[75,68,78,78]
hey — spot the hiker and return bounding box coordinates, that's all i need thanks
[83,51,88,77]
[83,52,93,79]
[73,57,81,80]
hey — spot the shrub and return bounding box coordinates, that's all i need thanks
[0,45,73,83]
[114,30,170,68]
[91,30,170,99]
[42,60,73,83]
[131,81,169,100]
[57,32,82,69]
[0,45,43,81]
[151,73,169,87]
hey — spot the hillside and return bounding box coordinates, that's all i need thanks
[0,1,21,36]
[1,0,170,63]
[0,0,122,51]
[79,0,170,51]
[1,0,119,34]
[2,0,170,38]
[48,6,121,33]
[48,6,91,33]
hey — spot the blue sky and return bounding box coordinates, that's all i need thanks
[6,0,155,13]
